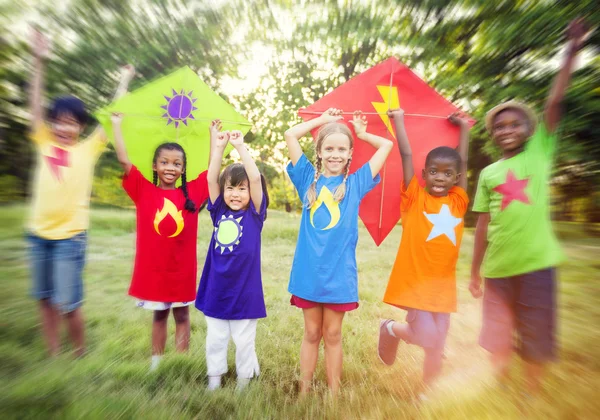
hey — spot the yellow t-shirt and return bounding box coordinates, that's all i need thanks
[28,124,107,240]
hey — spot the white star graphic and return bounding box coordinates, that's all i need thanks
[423,204,462,246]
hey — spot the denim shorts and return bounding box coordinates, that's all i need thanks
[479,268,556,363]
[27,232,87,313]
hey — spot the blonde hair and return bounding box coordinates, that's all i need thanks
[305,122,354,209]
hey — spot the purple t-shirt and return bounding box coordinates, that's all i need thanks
[195,194,267,320]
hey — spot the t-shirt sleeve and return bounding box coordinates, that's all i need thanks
[526,122,557,160]
[472,170,490,213]
[449,186,470,217]
[286,154,315,203]
[349,161,381,200]
[207,194,228,224]
[187,171,209,210]
[249,192,268,225]
[400,176,420,213]
[29,123,51,146]
[122,165,149,203]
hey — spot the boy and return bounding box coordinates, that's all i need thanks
[27,28,134,357]
[470,19,587,394]
[378,108,470,394]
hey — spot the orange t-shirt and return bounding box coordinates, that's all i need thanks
[383,177,469,313]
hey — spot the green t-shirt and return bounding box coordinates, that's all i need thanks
[472,123,563,278]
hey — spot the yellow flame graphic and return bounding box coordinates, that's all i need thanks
[154,198,184,237]
[371,85,400,139]
[310,187,341,230]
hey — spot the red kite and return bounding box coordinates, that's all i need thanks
[299,57,475,246]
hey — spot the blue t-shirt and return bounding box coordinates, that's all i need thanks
[195,194,267,320]
[286,154,380,303]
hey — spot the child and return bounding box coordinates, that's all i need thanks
[26,28,134,357]
[378,109,470,395]
[195,121,268,391]
[111,113,209,371]
[285,108,393,395]
[470,19,587,395]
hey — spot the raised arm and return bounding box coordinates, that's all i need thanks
[448,112,470,190]
[351,111,394,178]
[284,108,344,165]
[207,120,228,203]
[470,212,489,299]
[29,29,50,130]
[110,113,132,175]
[229,130,263,210]
[545,18,587,133]
[91,65,136,139]
[387,109,413,182]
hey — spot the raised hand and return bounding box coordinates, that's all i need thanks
[229,130,245,147]
[448,111,469,127]
[350,110,368,138]
[321,108,344,123]
[209,119,223,137]
[110,112,124,125]
[31,28,50,59]
[387,108,405,120]
[566,17,590,51]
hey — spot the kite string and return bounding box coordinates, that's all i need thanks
[298,110,448,119]
[95,111,254,126]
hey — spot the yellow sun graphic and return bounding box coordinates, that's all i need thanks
[214,214,243,254]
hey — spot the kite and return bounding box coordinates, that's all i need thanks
[97,66,251,183]
[299,57,475,246]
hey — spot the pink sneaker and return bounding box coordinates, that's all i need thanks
[378,319,400,366]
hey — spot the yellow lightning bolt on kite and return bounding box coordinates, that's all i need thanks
[371,86,400,139]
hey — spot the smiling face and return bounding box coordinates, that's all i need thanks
[318,132,353,177]
[223,178,251,211]
[422,157,460,197]
[152,149,185,189]
[492,108,531,157]
[50,113,84,146]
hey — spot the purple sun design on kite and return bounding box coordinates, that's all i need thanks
[161,89,198,127]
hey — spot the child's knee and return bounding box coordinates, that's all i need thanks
[323,327,342,346]
[172,307,189,324]
[304,327,322,344]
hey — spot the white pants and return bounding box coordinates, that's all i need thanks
[205,316,260,379]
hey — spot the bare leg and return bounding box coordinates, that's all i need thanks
[491,349,513,385]
[322,308,345,395]
[172,306,190,353]
[39,299,61,356]
[299,306,323,395]
[524,361,545,395]
[152,309,170,355]
[64,307,85,357]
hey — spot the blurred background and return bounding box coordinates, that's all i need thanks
[1,1,599,419]
[1,0,599,224]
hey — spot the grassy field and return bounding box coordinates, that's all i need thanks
[1,204,599,419]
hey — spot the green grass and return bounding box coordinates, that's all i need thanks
[1,204,599,419]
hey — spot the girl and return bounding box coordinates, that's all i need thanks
[284,108,393,394]
[195,121,268,391]
[111,113,209,371]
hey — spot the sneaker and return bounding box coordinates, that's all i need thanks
[236,377,251,392]
[378,319,400,366]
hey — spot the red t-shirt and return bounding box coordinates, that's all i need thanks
[123,166,208,302]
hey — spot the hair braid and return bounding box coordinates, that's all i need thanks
[305,156,322,208]
[332,158,351,202]
[180,172,197,212]
[152,170,158,186]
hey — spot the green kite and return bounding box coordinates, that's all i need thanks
[96,66,250,183]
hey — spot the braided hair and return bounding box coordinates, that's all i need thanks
[305,122,354,208]
[152,142,197,213]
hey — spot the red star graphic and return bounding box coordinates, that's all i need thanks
[493,170,530,211]
[45,146,70,182]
